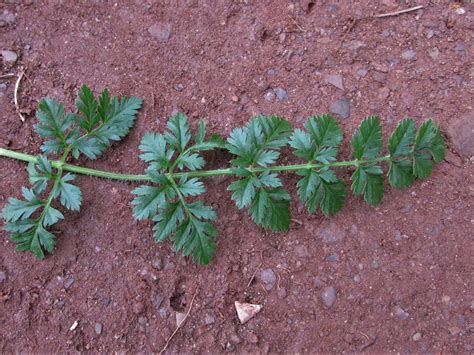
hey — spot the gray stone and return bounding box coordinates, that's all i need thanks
[372,260,380,269]
[429,47,440,60]
[329,98,350,119]
[455,42,466,55]
[401,50,416,61]
[63,277,75,290]
[373,71,387,83]
[325,74,344,90]
[447,110,474,157]
[325,254,339,262]
[264,91,275,102]
[2,50,18,64]
[138,316,148,325]
[0,11,16,26]
[319,222,346,244]
[353,275,361,283]
[412,332,422,341]
[0,271,6,282]
[274,87,288,101]
[153,294,164,310]
[321,286,337,308]
[394,305,409,320]
[278,287,287,299]
[204,312,215,325]
[152,259,163,270]
[314,276,326,288]
[260,268,276,290]
[356,68,368,77]
[148,23,172,42]
[94,323,103,335]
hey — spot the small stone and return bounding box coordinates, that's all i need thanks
[148,23,172,42]
[176,312,186,327]
[372,71,387,83]
[264,91,275,102]
[442,295,451,304]
[356,68,368,77]
[246,333,259,344]
[345,40,366,53]
[278,287,287,299]
[372,260,380,269]
[353,275,361,283]
[412,332,422,341]
[394,305,409,320]
[329,98,351,119]
[319,222,346,245]
[94,323,103,335]
[378,87,390,100]
[401,49,416,61]
[159,307,170,319]
[454,42,466,55]
[314,276,326,288]
[204,312,215,325]
[325,254,339,262]
[133,302,145,315]
[325,74,344,90]
[1,50,18,64]
[235,301,262,324]
[448,326,460,335]
[231,95,239,103]
[153,294,164,309]
[401,203,412,213]
[429,47,440,60]
[64,277,75,290]
[175,83,184,92]
[470,300,474,311]
[138,316,148,325]
[274,87,288,102]
[426,30,434,39]
[0,11,16,26]
[164,261,175,270]
[447,110,474,157]
[259,268,276,290]
[344,333,353,343]
[230,334,241,344]
[0,271,6,282]
[257,80,268,91]
[152,259,163,270]
[321,286,337,308]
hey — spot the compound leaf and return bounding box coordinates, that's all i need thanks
[56,174,82,211]
[249,187,290,231]
[165,112,191,153]
[388,159,415,188]
[289,128,313,160]
[131,182,172,220]
[139,132,174,170]
[28,155,54,193]
[178,177,205,197]
[153,202,184,241]
[388,118,416,157]
[228,176,257,209]
[413,119,445,179]
[75,84,99,131]
[351,165,384,205]
[2,188,44,223]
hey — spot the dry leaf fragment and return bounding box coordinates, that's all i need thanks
[234,301,262,324]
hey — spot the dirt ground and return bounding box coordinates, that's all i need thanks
[1,0,473,353]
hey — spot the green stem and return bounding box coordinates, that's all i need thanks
[0,147,391,182]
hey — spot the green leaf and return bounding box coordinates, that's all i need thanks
[2,188,44,222]
[257,115,292,149]
[43,206,64,227]
[351,166,384,205]
[153,202,184,241]
[28,155,53,193]
[413,119,445,179]
[139,132,174,170]
[10,224,56,259]
[196,119,206,144]
[172,217,217,265]
[228,176,257,209]
[131,182,173,220]
[176,152,205,171]
[75,85,99,131]
[165,112,191,152]
[388,160,415,188]
[259,172,282,188]
[34,98,76,155]
[187,201,217,220]
[296,170,345,215]
[56,174,82,211]
[226,127,253,166]
[177,177,205,197]
[289,128,313,160]
[388,118,416,157]
[351,116,383,160]
[249,187,291,231]
[72,136,103,160]
[306,115,343,162]
[254,150,279,167]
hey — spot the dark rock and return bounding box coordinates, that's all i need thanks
[329,98,351,119]
[394,305,409,320]
[0,271,6,282]
[148,23,172,42]
[325,254,339,262]
[204,312,215,325]
[63,277,75,290]
[401,49,416,61]
[357,68,368,77]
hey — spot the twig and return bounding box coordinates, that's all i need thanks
[14,69,26,122]
[374,5,424,18]
[0,73,15,79]
[159,290,198,355]
[246,262,262,289]
[287,15,306,32]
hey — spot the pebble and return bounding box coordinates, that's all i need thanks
[0,11,16,27]
[138,316,148,326]
[353,275,361,283]
[278,287,287,299]
[454,42,466,56]
[401,49,416,61]
[401,203,412,213]
[412,332,422,341]
[133,301,145,314]
[372,71,387,83]
[372,260,380,269]
[257,80,268,91]
[152,259,163,270]
[174,83,184,92]
[394,305,409,320]
[319,222,347,244]
[447,110,474,157]
[274,87,288,101]
[247,333,259,344]
[1,50,18,64]
[426,30,434,39]
[429,47,440,60]
[325,74,344,90]
[152,294,164,309]
[329,98,350,119]
[260,268,277,290]
[94,323,103,335]
[264,91,275,102]
[378,87,390,100]
[325,254,339,262]
[321,286,337,308]
[470,300,474,311]
[148,23,172,42]
[314,276,326,288]
[0,271,6,282]
[63,277,75,290]
[356,68,368,78]
[204,312,215,325]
